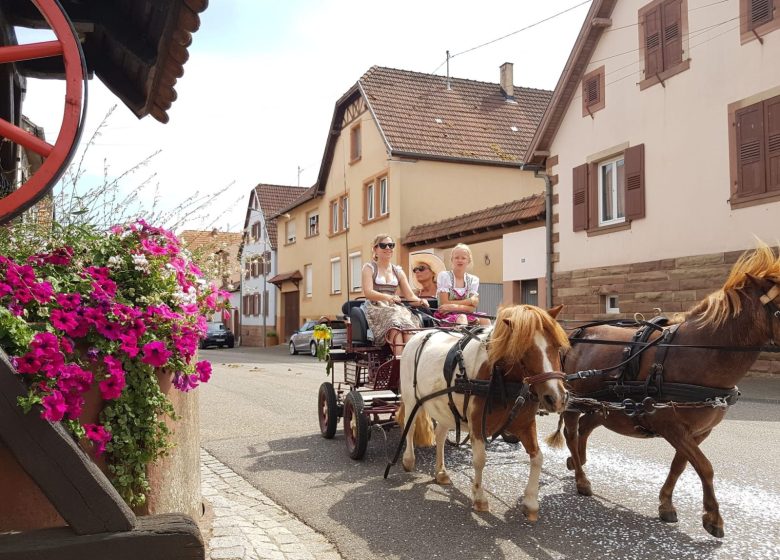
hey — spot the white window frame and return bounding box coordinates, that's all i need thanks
[330,257,341,294]
[341,196,349,230]
[598,155,625,227]
[379,177,388,215]
[304,264,313,297]
[307,212,319,236]
[285,220,296,244]
[606,295,620,314]
[366,184,375,220]
[331,201,339,233]
[349,252,362,292]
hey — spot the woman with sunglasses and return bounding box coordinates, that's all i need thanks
[361,234,428,357]
[410,253,445,300]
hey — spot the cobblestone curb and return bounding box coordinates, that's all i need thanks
[201,449,343,560]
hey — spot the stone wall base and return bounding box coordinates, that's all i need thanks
[554,248,779,376]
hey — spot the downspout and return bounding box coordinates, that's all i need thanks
[521,163,553,309]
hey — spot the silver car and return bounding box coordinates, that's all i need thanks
[288,318,347,356]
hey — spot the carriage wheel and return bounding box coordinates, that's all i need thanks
[343,391,368,460]
[0,0,88,225]
[317,382,339,439]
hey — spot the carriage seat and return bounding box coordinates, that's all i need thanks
[341,301,373,346]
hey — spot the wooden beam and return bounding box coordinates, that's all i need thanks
[592,17,612,28]
[0,350,136,535]
[0,514,204,560]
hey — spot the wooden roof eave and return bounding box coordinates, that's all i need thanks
[523,0,617,167]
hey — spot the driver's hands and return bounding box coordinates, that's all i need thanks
[420,299,430,308]
[389,294,402,304]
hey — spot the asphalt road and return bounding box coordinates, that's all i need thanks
[199,346,780,560]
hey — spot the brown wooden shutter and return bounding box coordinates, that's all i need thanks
[585,77,600,106]
[735,102,766,197]
[263,290,269,316]
[765,95,780,193]
[624,144,646,221]
[572,163,589,231]
[588,163,599,227]
[253,294,260,316]
[749,0,774,30]
[244,262,250,279]
[662,0,683,68]
[644,6,663,77]
[242,295,248,314]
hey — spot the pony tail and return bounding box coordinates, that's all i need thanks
[545,414,566,449]
[397,402,435,447]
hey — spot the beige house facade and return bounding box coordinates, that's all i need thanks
[525,0,780,374]
[273,66,553,340]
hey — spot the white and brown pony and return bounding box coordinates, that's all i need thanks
[398,304,570,521]
[551,243,780,537]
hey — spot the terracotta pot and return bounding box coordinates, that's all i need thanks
[266,335,279,346]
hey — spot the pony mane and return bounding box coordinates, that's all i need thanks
[487,305,570,368]
[692,242,780,328]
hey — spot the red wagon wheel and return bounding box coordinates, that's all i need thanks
[0,0,87,225]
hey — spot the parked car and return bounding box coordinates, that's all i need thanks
[289,317,347,356]
[201,322,235,349]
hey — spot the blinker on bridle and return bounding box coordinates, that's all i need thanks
[760,284,780,320]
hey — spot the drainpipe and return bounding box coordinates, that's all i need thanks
[521,163,553,309]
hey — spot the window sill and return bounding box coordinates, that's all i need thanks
[361,214,390,226]
[330,291,342,297]
[304,232,320,239]
[740,18,780,45]
[639,59,690,91]
[349,156,362,165]
[730,190,780,209]
[327,229,349,238]
[586,221,632,237]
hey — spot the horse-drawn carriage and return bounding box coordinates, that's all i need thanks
[316,244,780,537]
[316,299,439,460]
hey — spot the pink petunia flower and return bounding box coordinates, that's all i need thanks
[195,361,212,383]
[84,424,112,455]
[41,391,68,422]
[142,341,172,367]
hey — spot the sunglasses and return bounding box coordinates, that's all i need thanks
[412,266,429,273]
[376,242,396,250]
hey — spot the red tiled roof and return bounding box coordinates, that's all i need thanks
[252,184,308,250]
[360,66,553,164]
[268,270,302,287]
[403,193,545,247]
[179,229,243,285]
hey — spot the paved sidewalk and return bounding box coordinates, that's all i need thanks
[200,449,343,560]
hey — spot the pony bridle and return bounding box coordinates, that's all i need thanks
[759,283,780,320]
[760,283,780,344]
[523,371,568,401]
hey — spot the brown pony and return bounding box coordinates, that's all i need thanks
[550,243,780,538]
[399,304,570,521]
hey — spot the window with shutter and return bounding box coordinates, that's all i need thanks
[745,0,775,33]
[639,0,689,90]
[253,294,260,316]
[624,144,646,220]
[581,66,605,117]
[574,144,647,234]
[572,164,589,231]
[729,93,780,207]
[244,261,250,280]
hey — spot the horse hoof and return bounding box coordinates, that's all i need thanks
[703,520,724,538]
[566,457,574,471]
[435,472,452,485]
[473,500,489,512]
[659,510,678,523]
[521,505,538,523]
[402,459,414,472]
[576,482,592,497]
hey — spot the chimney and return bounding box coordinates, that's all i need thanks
[500,62,514,100]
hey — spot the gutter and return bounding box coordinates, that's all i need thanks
[521,163,553,309]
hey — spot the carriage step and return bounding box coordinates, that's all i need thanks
[358,390,399,403]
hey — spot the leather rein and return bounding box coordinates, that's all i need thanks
[384,326,565,478]
[563,284,780,416]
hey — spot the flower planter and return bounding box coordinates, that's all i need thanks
[0,370,201,531]
[266,335,279,346]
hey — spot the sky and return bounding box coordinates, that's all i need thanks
[18,0,592,234]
